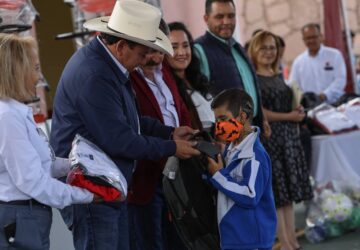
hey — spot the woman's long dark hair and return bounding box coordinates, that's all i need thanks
[167,22,212,130]
[168,22,212,98]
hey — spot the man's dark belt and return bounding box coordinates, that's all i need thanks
[0,199,51,209]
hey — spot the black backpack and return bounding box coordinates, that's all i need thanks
[162,152,220,249]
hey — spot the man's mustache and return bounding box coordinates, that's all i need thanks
[145,60,160,67]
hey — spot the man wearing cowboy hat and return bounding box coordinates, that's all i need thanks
[50,1,200,249]
[128,19,189,250]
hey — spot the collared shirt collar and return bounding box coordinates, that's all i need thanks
[307,44,324,58]
[5,98,32,118]
[97,36,129,78]
[226,127,260,160]
[207,30,236,47]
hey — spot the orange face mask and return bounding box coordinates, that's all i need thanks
[215,118,244,142]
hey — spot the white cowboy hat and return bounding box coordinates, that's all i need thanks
[84,0,173,56]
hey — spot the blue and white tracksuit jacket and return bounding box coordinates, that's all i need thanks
[209,128,277,250]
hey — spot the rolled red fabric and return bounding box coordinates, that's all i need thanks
[68,168,120,202]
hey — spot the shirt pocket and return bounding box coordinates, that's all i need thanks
[322,65,335,87]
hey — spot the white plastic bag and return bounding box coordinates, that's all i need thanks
[68,134,127,201]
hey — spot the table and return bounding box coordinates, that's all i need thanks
[311,130,360,184]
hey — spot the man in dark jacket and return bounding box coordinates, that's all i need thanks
[194,0,269,135]
[50,1,199,250]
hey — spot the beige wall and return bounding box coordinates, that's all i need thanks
[238,0,360,66]
[33,0,360,109]
[162,0,360,69]
[162,0,207,38]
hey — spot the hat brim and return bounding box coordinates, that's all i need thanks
[84,17,173,56]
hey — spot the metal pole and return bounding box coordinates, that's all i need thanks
[340,0,359,94]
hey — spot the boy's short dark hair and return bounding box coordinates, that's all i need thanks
[211,88,254,121]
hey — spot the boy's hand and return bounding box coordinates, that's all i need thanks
[207,154,224,175]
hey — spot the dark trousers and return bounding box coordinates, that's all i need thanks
[0,204,52,250]
[71,202,129,250]
[128,186,186,250]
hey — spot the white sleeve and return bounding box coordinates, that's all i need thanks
[323,51,346,103]
[0,112,93,209]
[51,157,71,178]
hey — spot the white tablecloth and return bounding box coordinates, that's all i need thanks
[311,130,360,184]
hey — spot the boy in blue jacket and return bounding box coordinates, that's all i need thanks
[208,89,277,250]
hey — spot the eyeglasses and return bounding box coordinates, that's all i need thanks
[259,46,277,53]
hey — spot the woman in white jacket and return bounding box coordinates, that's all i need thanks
[0,34,98,250]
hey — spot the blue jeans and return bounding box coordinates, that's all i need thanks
[71,202,129,250]
[128,186,186,250]
[0,204,52,250]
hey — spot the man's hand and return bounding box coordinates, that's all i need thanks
[175,140,201,159]
[173,126,199,141]
[207,154,224,175]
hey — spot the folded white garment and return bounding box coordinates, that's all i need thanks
[68,134,128,200]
